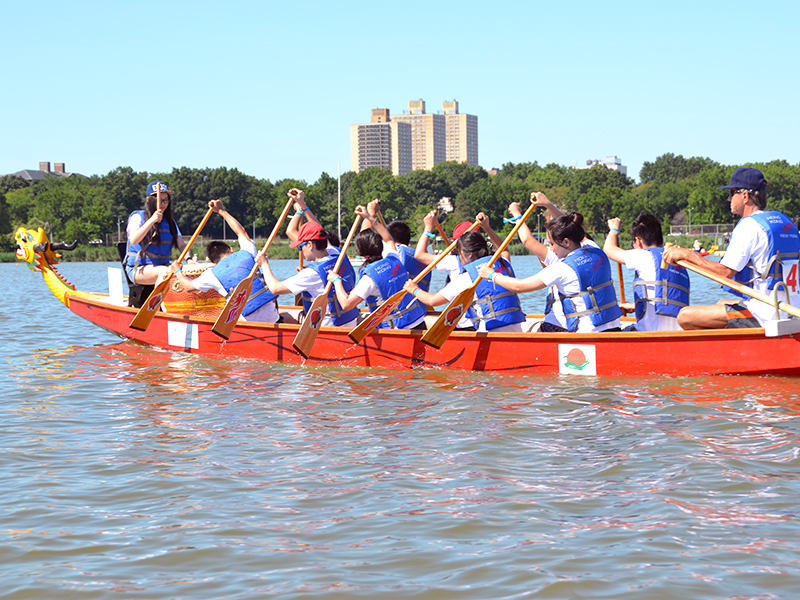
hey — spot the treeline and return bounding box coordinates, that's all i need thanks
[2,154,800,253]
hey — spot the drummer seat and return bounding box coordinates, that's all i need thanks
[116,242,154,308]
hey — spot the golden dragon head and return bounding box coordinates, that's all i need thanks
[15,227,77,272]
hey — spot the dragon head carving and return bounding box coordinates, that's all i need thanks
[15,227,77,272]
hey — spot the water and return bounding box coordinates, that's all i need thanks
[3,259,800,599]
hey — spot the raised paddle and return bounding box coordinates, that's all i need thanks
[421,202,538,349]
[617,262,626,304]
[348,219,482,344]
[211,197,294,340]
[292,214,363,359]
[435,221,450,244]
[129,204,214,331]
[662,243,800,320]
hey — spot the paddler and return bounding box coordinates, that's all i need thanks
[171,200,280,323]
[604,213,690,331]
[124,181,184,285]
[327,205,427,330]
[404,221,526,333]
[259,220,359,328]
[663,167,800,329]
[480,212,622,333]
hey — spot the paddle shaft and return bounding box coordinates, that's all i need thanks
[676,258,800,320]
[248,197,295,279]
[435,221,450,244]
[617,262,626,304]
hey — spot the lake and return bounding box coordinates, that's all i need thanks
[2,258,800,599]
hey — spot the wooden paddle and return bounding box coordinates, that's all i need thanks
[348,220,482,344]
[129,204,214,331]
[617,262,626,304]
[421,203,538,349]
[211,198,294,340]
[435,221,450,244]
[662,243,800,319]
[292,214,363,359]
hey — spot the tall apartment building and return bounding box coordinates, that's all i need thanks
[442,100,478,166]
[390,100,445,171]
[350,100,478,175]
[350,108,412,176]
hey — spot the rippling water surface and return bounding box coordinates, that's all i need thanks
[3,260,800,599]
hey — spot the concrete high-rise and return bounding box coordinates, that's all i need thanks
[350,100,478,175]
[350,108,412,176]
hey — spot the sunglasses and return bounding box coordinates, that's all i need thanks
[727,189,744,199]
[295,241,309,249]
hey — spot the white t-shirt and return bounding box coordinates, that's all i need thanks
[188,239,278,323]
[538,248,621,333]
[284,260,349,327]
[623,249,682,331]
[721,212,800,325]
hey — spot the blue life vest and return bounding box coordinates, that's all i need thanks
[463,256,525,330]
[302,248,360,325]
[559,247,623,332]
[726,211,800,299]
[396,244,431,292]
[632,247,690,321]
[361,254,426,329]
[125,210,174,267]
[211,249,277,317]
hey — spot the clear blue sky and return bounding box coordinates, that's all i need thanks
[3,0,798,185]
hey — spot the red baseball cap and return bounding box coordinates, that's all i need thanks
[452,221,473,239]
[290,222,326,248]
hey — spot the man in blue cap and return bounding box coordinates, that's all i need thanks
[664,167,800,329]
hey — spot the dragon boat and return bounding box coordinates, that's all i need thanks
[16,226,800,377]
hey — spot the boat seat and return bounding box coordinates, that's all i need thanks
[116,242,154,308]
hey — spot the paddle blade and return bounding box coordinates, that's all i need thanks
[292,292,328,359]
[211,275,254,340]
[348,289,407,344]
[129,274,173,331]
[420,287,476,349]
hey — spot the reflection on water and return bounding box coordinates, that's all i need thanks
[3,262,800,598]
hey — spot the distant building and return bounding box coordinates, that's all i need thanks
[5,161,83,182]
[350,109,412,176]
[441,100,478,166]
[350,100,478,175]
[574,156,627,176]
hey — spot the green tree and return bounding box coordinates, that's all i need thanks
[344,167,413,223]
[431,161,487,197]
[399,169,452,210]
[0,174,29,194]
[639,153,719,184]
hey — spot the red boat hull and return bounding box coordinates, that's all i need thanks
[67,294,800,377]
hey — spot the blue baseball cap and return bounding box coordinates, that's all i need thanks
[718,168,767,191]
[146,181,171,196]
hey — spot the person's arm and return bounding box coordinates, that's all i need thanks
[209,199,250,246]
[508,201,548,260]
[478,263,547,293]
[327,270,365,312]
[414,210,439,264]
[128,211,161,246]
[476,212,509,260]
[360,203,397,253]
[402,279,449,307]
[360,198,381,232]
[662,245,737,278]
[172,270,200,293]
[257,254,293,296]
[286,189,320,242]
[531,192,562,220]
[603,217,626,264]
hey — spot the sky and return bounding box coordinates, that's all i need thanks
[3,0,799,185]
